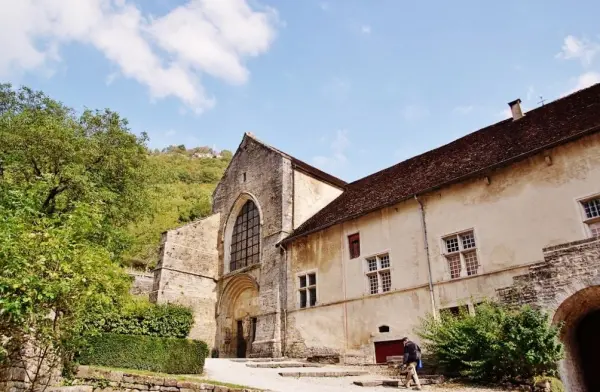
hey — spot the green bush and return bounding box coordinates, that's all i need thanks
[78,333,208,374]
[417,301,563,383]
[86,298,193,338]
[534,376,565,392]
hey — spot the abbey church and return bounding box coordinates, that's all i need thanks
[150,84,600,392]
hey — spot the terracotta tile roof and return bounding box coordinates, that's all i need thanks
[284,83,600,243]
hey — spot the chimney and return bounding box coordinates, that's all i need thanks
[508,98,524,120]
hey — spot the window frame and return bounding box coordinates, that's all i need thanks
[364,252,392,295]
[229,200,261,272]
[297,270,318,309]
[348,233,361,259]
[577,194,600,238]
[441,229,480,279]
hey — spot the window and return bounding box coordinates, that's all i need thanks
[251,317,257,342]
[365,253,392,295]
[299,272,317,308]
[442,305,469,317]
[230,200,260,271]
[348,233,360,259]
[581,197,600,238]
[378,325,390,333]
[242,172,247,182]
[443,230,479,279]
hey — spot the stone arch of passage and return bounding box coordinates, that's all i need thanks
[552,284,600,392]
[222,192,264,274]
[217,273,260,357]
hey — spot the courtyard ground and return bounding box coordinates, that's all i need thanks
[201,359,506,392]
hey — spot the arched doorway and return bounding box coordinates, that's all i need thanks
[217,274,260,358]
[553,285,600,392]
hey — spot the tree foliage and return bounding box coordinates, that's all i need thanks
[417,302,564,383]
[125,147,230,269]
[0,84,151,390]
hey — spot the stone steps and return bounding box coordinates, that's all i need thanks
[278,370,368,378]
[229,358,287,363]
[353,375,445,387]
[246,363,322,368]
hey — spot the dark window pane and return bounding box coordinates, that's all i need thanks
[229,200,261,271]
[308,273,316,286]
[300,290,307,308]
[309,288,317,306]
[299,275,307,288]
[348,234,360,259]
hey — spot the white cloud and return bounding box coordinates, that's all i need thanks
[556,35,600,67]
[498,107,512,119]
[361,25,371,34]
[453,105,473,115]
[0,0,279,113]
[402,104,429,121]
[564,71,600,96]
[165,129,176,137]
[526,85,535,101]
[312,129,350,173]
[319,2,329,11]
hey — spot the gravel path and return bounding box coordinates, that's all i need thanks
[202,359,504,392]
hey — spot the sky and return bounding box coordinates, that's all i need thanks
[2,1,600,182]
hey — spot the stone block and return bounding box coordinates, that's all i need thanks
[47,386,94,392]
[121,383,149,390]
[159,387,179,392]
[164,379,178,387]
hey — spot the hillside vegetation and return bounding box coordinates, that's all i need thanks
[125,145,231,270]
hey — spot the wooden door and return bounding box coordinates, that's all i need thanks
[236,320,246,358]
[374,340,404,363]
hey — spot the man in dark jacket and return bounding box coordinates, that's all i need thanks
[400,337,422,390]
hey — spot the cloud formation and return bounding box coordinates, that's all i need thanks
[0,0,278,113]
[313,129,350,174]
[556,35,600,67]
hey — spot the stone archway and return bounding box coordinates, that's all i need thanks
[553,285,600,392]
[216,274,260,358]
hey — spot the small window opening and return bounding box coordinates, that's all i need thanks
[378,325,390,333]
[251,317,257,342]
[242,172,247,182]
[348,233,360,259]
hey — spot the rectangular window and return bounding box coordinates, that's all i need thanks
[348,233,360,259]
[442,305,469,317]
[581,197,600,238]
[443,230,479,279]
[365,253,392,295]
[298,272,317,309]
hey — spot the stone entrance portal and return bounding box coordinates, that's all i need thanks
[553,285,600,392]
[217,274,260,358]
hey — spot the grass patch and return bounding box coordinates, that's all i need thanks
[84,365,257,390]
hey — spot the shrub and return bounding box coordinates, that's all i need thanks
[86,298,194,338]
[77,333,208,374]
[534,376,565,392]
[417,301,563,383]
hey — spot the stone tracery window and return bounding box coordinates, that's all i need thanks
[230,200,260,271]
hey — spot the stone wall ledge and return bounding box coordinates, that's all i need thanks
[542,237,600,253]
[72,366,259,392]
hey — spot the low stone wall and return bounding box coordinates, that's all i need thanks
[72,366,258,392]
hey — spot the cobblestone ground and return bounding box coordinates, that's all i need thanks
[202,359,505,392]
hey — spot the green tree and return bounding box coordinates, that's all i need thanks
[0,84,151,390]
[417,301,563,383]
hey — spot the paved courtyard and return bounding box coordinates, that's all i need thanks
[202,359,505,392]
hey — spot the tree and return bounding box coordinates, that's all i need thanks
[0,84,151,391]
[417,301,564,383]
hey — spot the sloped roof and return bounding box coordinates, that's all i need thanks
[284,83,600,243]
[244,133,347,189]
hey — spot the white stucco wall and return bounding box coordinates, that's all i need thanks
[293,169,343,229]
[286,132,600,362]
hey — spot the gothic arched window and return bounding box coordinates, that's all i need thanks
[230,200,260,271]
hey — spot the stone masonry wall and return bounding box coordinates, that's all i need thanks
[211,135,290,358]
[151,214,221,348]
[73,366,259,392]
[497,237,600,309]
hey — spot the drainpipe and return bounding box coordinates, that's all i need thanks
[277,243,288,357]
[414,195,438,320]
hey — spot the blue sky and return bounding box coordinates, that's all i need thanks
[2,1,600,181]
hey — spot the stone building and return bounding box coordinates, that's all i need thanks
[151,84,600,391]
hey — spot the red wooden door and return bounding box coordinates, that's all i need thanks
[374,340,404,363]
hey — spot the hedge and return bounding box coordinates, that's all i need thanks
[78,333,209,374]
[87,299,194,338]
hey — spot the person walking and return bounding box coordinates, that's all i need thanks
[400,337,422,390]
